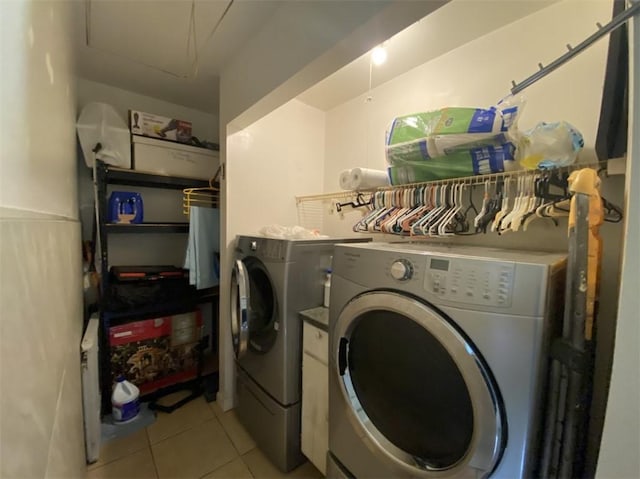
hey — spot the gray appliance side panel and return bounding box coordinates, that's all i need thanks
[235,366,305,472]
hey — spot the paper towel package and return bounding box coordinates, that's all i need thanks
[350,168,389,189]
[339,168,389,190]
[339,170,354,190]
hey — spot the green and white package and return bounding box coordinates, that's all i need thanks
[385,104,520,164]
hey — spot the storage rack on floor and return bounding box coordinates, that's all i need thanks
[95,161,220,414]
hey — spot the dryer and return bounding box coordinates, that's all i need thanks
[231,235,369,472]
[328,242,566,479]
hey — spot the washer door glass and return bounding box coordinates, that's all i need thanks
[243,257,277,354]
[336,291,505,476]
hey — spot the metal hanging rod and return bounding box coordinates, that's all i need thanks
[511,0,640,95]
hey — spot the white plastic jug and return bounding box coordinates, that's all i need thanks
[111,376,140,423]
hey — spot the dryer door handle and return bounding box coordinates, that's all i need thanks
[231,259,250,359]
[338,337,349,376]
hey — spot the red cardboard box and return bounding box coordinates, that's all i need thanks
[109,311,202,395]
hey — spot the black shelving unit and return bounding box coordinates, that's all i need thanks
[95,161,219,414]
[104,223,190,234]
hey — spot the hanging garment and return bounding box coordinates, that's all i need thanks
[184,206,220,289]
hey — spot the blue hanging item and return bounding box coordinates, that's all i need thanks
[108,192,144,224]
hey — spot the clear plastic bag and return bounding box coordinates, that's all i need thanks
[517,121,584,170]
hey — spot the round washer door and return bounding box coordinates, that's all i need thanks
[335,291,506,477]
[230,257,278,356]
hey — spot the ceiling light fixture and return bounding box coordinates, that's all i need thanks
[371,45,387,66]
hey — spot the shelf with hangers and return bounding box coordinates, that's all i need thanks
[347,161,621,238]
[295,161,610,210]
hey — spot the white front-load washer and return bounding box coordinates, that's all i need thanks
[328,242,566,478]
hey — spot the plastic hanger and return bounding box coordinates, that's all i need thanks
[492,177,512,232]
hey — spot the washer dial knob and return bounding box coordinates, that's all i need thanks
[390,260,413,281]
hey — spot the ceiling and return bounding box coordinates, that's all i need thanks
[74,0,557,116]
[73,0,284,114]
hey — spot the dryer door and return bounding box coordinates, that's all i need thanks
[230,260,250,359]
[335,291,506,478]
[232,256,278,356]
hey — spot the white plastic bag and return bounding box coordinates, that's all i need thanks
[77,102,131,168]
[259,225,328,239]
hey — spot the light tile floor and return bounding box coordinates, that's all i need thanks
[87,393,323,479]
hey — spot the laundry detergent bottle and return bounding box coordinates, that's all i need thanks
[111,376,140,423]
[323,268,332,308]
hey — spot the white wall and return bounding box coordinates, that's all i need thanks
[0,1,85,477]
[226,100,325,236]
[596,13,640,479]
[1,0,78,218]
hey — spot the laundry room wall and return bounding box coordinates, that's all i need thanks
[226,99,326,236]
[313,0,630,474]
[0,1,86,477]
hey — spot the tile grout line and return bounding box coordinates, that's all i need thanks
[210,404,257,457]
[145,421,162,479]
[198,406,257,478]
[86,441,149,471]
[147,402,217,447]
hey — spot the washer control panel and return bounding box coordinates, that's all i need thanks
[423,256,515,307]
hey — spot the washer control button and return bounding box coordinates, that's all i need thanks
[391,260,413,281]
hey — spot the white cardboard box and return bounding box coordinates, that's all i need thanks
[132,135,218,179]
